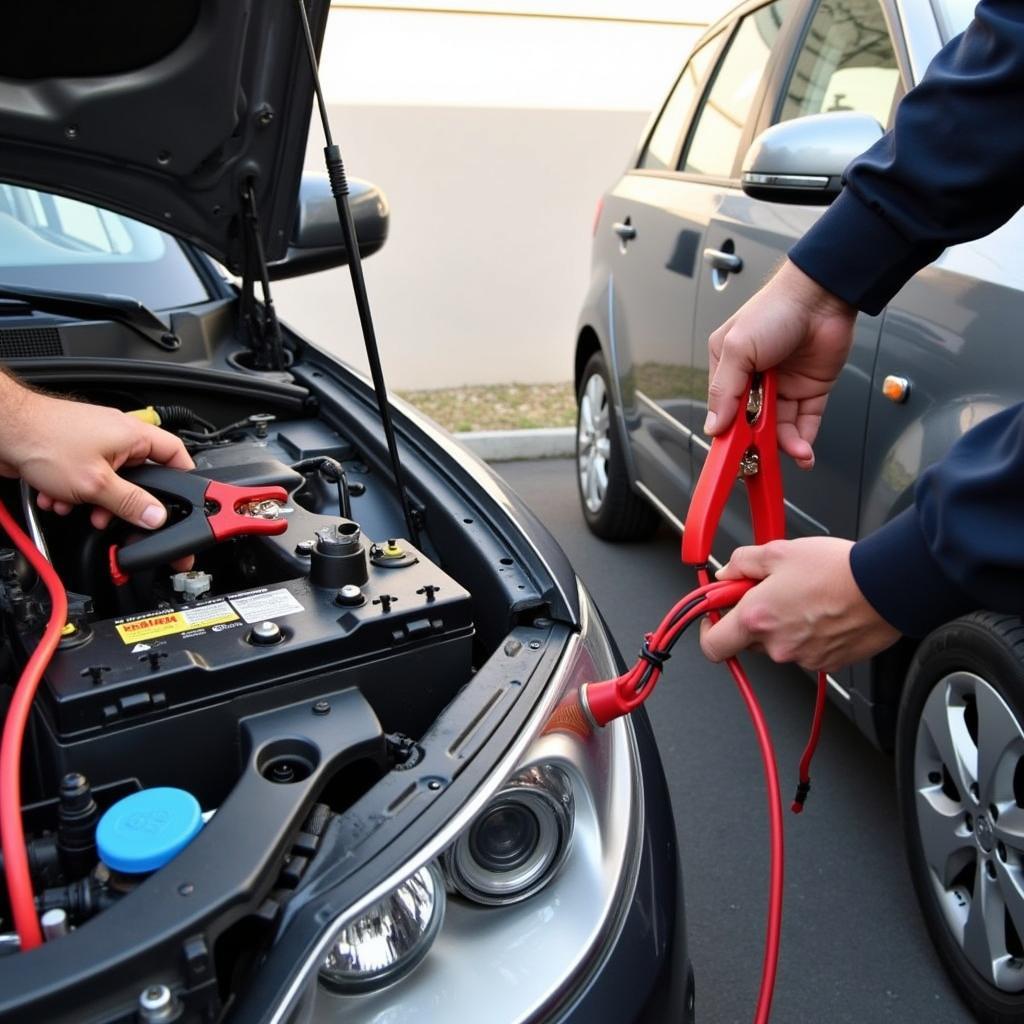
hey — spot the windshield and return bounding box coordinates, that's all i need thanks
[0,183,208,311]
[931,0,977,42]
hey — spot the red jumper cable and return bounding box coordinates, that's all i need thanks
[579,371,828,1024]
[0,499,68,951]
[1,467,290,951]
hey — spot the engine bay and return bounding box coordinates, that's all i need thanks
[0,392,490,1005]
[23,415,474,805]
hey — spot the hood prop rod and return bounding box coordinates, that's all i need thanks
[294,0,420,546]
[239,183,286,372]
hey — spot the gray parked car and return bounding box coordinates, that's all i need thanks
[575,0,1024,1020]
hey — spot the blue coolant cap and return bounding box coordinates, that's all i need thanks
[97,787,203,874]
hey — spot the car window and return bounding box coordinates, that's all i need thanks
[779,0,899,127]
[681,1,791,179]
[0,183,209,311]
[639,33,724,171]
[933,0,975,42]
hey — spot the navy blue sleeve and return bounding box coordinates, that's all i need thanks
[789,0,1024,315]
[850,405,1024,636]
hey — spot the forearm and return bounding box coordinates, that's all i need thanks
[0,365,33,406]
[851,403,1024,636]
[791,0,1024,314]
[0,369,41,476]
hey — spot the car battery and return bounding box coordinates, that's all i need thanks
[27,540,473,802]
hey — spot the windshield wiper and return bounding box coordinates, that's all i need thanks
[0,284,181,351]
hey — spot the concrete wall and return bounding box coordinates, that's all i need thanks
[274,5,711,389]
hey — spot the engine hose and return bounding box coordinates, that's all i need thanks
[290,457,352,520]
[35,875,117,925]
[0,498,67,951]
[152,404,215,434]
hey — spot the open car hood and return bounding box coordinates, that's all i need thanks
[0,0,330,273]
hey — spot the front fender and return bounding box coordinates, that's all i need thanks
[853,262,1024,747]
[858,394,1009,538]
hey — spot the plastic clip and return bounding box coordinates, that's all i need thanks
[791,780,812,814]
[639,636,670,670]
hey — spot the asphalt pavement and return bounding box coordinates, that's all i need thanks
[494,459,972,1024]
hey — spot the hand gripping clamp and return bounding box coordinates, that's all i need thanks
[580,372,786,727]
[682,370,785,568]
[108,465,289,583]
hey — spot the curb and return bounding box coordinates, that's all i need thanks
[454,427,575,462]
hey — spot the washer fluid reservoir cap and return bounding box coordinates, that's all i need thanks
[97,787,203,874]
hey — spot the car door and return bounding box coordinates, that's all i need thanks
[606,1,795,526]
[601,28,729,522]
[688,0,905,552]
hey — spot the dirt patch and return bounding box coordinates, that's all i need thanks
[398,382,576,433]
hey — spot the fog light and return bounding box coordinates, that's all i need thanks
[445,764,573,905]
[318,861,445,993]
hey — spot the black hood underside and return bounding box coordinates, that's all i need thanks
[0,0,330,273]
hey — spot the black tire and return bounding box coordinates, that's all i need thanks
[575,351,658,541]
[897,612,1024,1024]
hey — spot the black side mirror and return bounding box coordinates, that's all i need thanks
[740,112,884,206]
[267,174,389,280]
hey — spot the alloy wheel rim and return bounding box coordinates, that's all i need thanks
[914,671,1024,991]
[577,372,611,514]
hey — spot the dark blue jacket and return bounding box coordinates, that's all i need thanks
[787,0,1024,637]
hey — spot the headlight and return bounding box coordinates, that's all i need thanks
[268,584,641,1024]
[318,861,445,993]
[444,764,573,905]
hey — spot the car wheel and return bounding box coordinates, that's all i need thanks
[897,612,1024,1023]
[576,352,657,541]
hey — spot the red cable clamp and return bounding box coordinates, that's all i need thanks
[580,373,786,727]
[576,372,829,1024]
[681,371,784,567]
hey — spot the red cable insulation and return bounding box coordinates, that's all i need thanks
[0,498,67,951]
[793,672,828,813]
[587,567,829,1021]
[696,567,782,1024]
[722,654,784,1024]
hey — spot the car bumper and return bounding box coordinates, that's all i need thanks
[557,706,692,1024]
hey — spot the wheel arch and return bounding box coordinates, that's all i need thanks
[574,333,658,540]
[574,325,602,397]
[574,322,641,488]
[895,612,1024,1019]
[856,396,1019,751]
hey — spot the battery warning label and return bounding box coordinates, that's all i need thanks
[228,588,304,624]
[115,601,239,644]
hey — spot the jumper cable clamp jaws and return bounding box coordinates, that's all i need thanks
[577,372,826,1024]
[108,465,289,583]
[579,372,785,728]
[681,371,784,567]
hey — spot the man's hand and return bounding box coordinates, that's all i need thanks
[706,260,857,469]
[699,537,900,673]
[0,378,193,531]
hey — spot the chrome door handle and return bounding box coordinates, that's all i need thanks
[613,221,637,241]
[703,248,743,274]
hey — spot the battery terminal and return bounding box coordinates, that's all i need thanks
[239,499,292,520]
